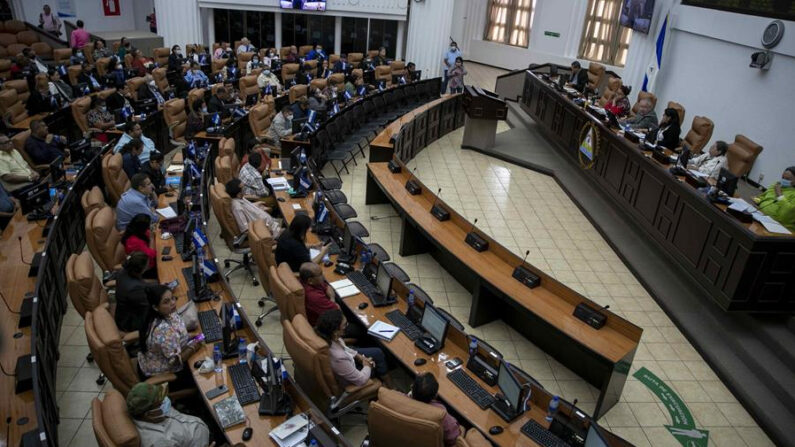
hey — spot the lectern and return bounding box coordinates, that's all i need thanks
[461,86,508,151]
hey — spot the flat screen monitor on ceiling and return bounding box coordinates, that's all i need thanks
[280,0,327,11]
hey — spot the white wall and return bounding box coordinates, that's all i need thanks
[11,0,147,32]
[405,0,454,79]
[197,0,408,20]
[133,0,155,33]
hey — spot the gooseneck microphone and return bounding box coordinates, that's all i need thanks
[404,166,421,195]
[512,248,540,289]
[430,188,450,221]
[464,218,489,252]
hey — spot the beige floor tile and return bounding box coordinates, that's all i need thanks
[734,427,776,447]
[57,391,98,419]
[689,402,732,427]
[629,402,670,426]
[643,427,683,447]
[609,426,651,446]
[706,427,748,447]
[602,402,640,427]
[717,402,757,427]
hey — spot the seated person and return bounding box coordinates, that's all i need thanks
[621,98,657,130]
[120,138,144,179]
[267,105,293,148]
[115,252,154,332]
[333,54,350,74]
[48,69,74,103]
[238,152,271,199]
[0,134,38,193]
[308,86,327,113]
[257,66,283,93]
[241,142,272,170]
[284,45,299,63]
[687,141,728,180]
[410,373,462,447]
[207,87,235,115]
[306,43,327,61]
[246,54,263,75]
[274,214,328,271]
[130,49,152,78]
[87,96,116,132]
[222,57,240,82]
[106,56,127,89]
[137,285,203,390]
[371,47,388,67]
[24,119,67,165]
[27,73,60,115]
[114,121,158,163]
[237,37,255,55]
[92,40,112,60]
[141,151,167,195]
[291,96,310,121]
[406,62,417,81]
[295,63,313,85]
[225,178,281,235]
[213,41,232,59]
[126,382,211,447]
[646,108,681,150]
[315,309,392,387]
[604,85,631,118]
[318,59,332,79]
[122,213,157,272]
[117,173,158,230]
[137,73,167,106]
[69,47,86,65]
[754,166,795,231]
[183,61,209,88]
[186,98,207,139]
[299,262,341,326]
[76,61,103,92]
[566,60,588,93]
[344,74,358,96]
[167,45,183,72]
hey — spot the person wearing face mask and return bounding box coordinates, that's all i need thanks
[267,105,294,148]
[333,54,350,74]
[447,57,467,94]
[371,46,388,67]
[308,86,328,113]
[76,61,103,92]
[126,382,212,447]
[441,40,461,94]
[246,55,262,76]
[137,74,166,106]
[86,96,115,132]
[318,59,332,79]
[645,108,681,150]
[92,39,112,60]
[754,166,795,231]
[47,69,73,103]
[306,43,327,61]
[223,57,239,82]
[106,56,126,89]
[69,46,86,65]
[263,48,279,67]
[184,61,209,88]
[256,65,282,92]
[167,45,183,72]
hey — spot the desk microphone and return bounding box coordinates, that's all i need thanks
[404,166,421,195]
[512,249,540,288]
[430,188,450,221]
[464,218,488,252]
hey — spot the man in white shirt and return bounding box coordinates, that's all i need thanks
[225,178,281,235]
[266,105,293,148]
[688,141,728,180]
[257,67,283,92]
[236,37,254,55]
[126,382,211,447]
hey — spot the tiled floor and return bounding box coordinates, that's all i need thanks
[57,64,773,446]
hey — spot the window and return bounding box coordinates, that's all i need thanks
[281,14,308,47]
[341,17,368,55]
[484,0,536,47]
[578,0,633,67]
[213,9,275,49]
[282,14,335,48]
[368,19,398,58]
[307,15,336,50]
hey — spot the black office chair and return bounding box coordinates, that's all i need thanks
[334,203,358,220]
[308,158,343,190]
[367,243,390,262]
[437,307,464,332]
[323,189,348,205]
[345,221,369,238]
[405,282,432,304]
[383,261,410,283]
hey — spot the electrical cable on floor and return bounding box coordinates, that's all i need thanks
[370,215,398,221]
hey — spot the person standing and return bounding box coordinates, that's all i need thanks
[447,57,467,94]
[440,41,462,94]
[69,19,90,49]
[39,5,62,37]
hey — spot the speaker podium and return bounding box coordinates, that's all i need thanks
[460,86,508,151]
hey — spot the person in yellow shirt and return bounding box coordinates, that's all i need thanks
[754,166,795,231]
[0,135,38,192]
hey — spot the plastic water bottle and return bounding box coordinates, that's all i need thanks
[238,338,247,364]
[469,337,478,357]
[408,289,415,308]
[546,396,560,422]
[213,344,223,372]
[360,249,371,270]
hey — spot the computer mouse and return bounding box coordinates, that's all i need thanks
[277,197,286,202]
[358,302,368,310]
[414,358,426,366]
[161,255,173,261]
[161,232,172,240]
[489,426,503,435]
[242,427,253,441]
[193,360,204,369]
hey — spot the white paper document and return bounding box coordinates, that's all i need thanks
[728,199,754,213]
[368,321,400,341]
[269,413,310,447]
[156,207,177,219]
[753,214,792,234]
[330,279,353,289]
[267,177,290,191]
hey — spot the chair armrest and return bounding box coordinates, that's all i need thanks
[121,331,139,344]
[232,230,249,248]
[145,373,178,385]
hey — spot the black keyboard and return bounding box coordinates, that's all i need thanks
[520,420,568,447]
[447,368,496,409]
[198,310,222,342]
[385,310,422,341]
[174,233,185,253]
[229,363,261,406]
[347,271,382,303]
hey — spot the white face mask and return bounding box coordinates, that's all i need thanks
[76,51,83,57]
[201,106,207,113]
[99,106,107,112]
[263,70,270,76]
[252,59,259,64]
[148,80,156,87]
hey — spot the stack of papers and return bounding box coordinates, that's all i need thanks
[156,207,178,219]
[728,198,755,213]
[269,413,311,447]
[368,321,400,341]
[267,177,290,191]
[330,279,360,298]
[167,164,184,173]
[753,213,791,234]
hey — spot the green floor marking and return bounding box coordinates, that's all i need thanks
[632,367,709,447]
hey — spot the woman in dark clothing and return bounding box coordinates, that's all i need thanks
[114,252,152,333]
[274,214,329,271]
[646,107,681,150]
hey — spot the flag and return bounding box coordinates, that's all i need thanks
[189,161,201,178]
[202,258,219,280]
[186,140,196,158]
[307,109,317,124]
[58,65,68,77]
[642,10,670,93]
[263,84,272,95]
[398,76,407,85]
[317,202,328,222]
[299,172,312,190]
[331,102,340,116]
[211,113,221,127]
[192,226,208,248]
[357,85,366,96]
[344,90,352,101]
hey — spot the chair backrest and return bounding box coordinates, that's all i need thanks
[368,387,446,447]
[82,42,95,64]
[71,96,92,134]
[85,307,140,396]
[31,41,53,59]
[249,103,273,138]
[91,389,140,447]
[299,45,313,57]
[586,62,605,91]
[304,60,318,72]
[214,154,234,186]
[329,73,344,86]
[249,219,276,294]
[279,46,291,59]
[390,60,406,76]
[163,98,187,141]
[152,47,170,66]
[102,152,130,204]
[597,77,622,106]
[238,51,254,70]
[309,78,326,91]
[455,428,491,447]
[187,87,206,112]
[375,65,391,83]
[208,182,241,244]
[289,84,308,104]
[282,314,341,407]
[0,59,12,80]
[3,78,29,103]
[152,67,169,93]
[367,50,380,59]
[0,32,16,46]
[95,57,111,77]
[329,54,340,65]
[67,64,82,86]
[282,63,299,82]
[66,251,109,319]
[239,74,259,101]
[16,30,38,46]
[348,53,363,68]
[4,20,26,33]
[11,130,38,169]
[81,185,107,214]
[631,91,657,114]
[84,206,125,272]
[727,134,763,177]
[125,76,146,101]
[269,262,306,321]
[667,101,686,126]
[212,57,228,75]
[0,89,26,125]
[682,116,714,154]
[54,47,72,65]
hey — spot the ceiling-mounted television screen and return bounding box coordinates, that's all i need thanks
[681,0,794,21]
[620,0,656,34]
[281,0,327,11]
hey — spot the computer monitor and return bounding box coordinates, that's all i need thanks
[716,168,738,196]
[68,138,92,164]
[49,156,65,184]
[290,147,306,168]
[420,303,448,345]
[497,361,523,414]
[292,117,308,134]
[584,423,609,447]
[183,216,197,253]
[341,224,354,257]
[245,93,258,107]
[604,109,621,129]
[219,302,238,355]
[375,263,393,297]
[14,181,50,214]
[411,70,422,82]
[549,65,558,77]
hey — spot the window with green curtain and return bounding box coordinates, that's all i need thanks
[484,0,536,48]
[578,0,633,66]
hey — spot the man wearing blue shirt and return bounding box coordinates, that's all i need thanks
[113,121,158,163]
[306,43,327,61]
[25,120,67,165]
[184,62,209,88]
[116,173,158,230]
[441,41,461,94]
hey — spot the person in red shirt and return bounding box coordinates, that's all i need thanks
[122,213,157,278]
[299,262,340,326]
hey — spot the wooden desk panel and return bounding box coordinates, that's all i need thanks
[521,71,795,312]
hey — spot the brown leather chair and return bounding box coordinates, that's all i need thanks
[208,182,258,285]
[95,57,112,78]
[214,154,234,186]
[211,57,227,76]
[11,130,48,175]
[30,41,52,59]
[367,50,380,59]
[53,47,71,66]
[281,63,299,83]
[4,20,26,33]
[91,389,140,447]
[249,102,276,145]
[7,43,27,57]
[248,219,280,323]
[123,53,133,68]
[101,151,130,204]
[279,46,291,60]
[0,89,28,126]
[304,60,318,72]
[289,84,308,104]
[152,47,170,66]
[390,60,406,77]
[85,206,126,272]
[597,77,622,107]
[67,64,82,86]
[152,67,170,94]
[186,87,205,112]
[309,78,327,91]
[125,77,146,101]
[455,428,490,447]
[282,314,381,416]
[186,43,205,55]
[329,54,340,66]
[375,65,392,86]
[16,31,38,46]
[66,251,110,319]
[82,42,95,64]
[368,387,446,447]
[0,33,16,47]
[218,137,240,173]
[71,96,107,138]
[298,45,313,57]
[679,116,714,154]
[667,101,685,126]
[727,135,763,177]
[631,91,657,115]
[269,262,305,322]
[163,98,187,149]
[238,74,259,102]
[0,59,12,80]
[3,78,29,103]
[329,73,345,86]
[586,62,605,92]
[81,185,107,214]
[348,53,363,68]
[238,51,254,71]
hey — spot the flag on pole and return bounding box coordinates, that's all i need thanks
[642,11,670,93]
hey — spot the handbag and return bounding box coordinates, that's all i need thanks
[177,300,199,331]
[159,214,188,234]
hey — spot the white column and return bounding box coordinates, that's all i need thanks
[334,16,342,55]
[203,8,214,46]
[275,12,283,50]
[396,20,405,61]
[405,0,455,79]
[154,0,202,48]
